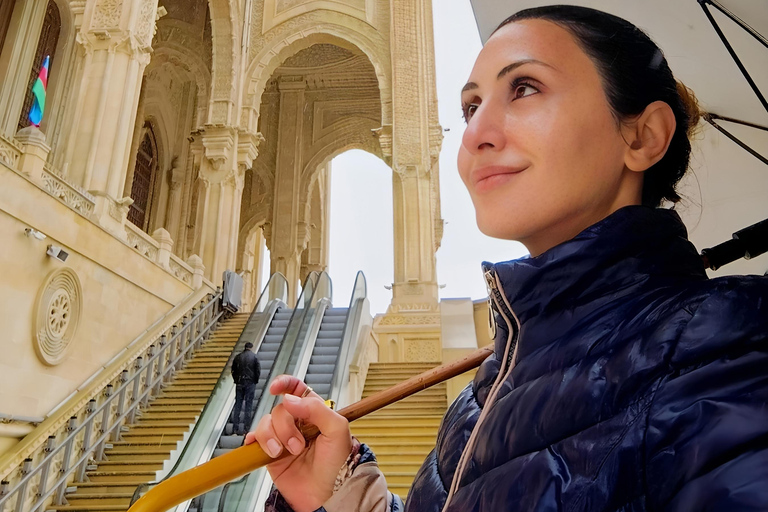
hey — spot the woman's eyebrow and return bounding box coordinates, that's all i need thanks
[497,58,554,79]
[462,59,556,93]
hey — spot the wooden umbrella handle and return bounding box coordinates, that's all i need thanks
[128,346,494,512]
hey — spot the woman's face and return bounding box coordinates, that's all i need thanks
[458,19,643,256]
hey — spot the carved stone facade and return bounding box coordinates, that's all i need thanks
[0,0,446,456]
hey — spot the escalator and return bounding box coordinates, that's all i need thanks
[130,271,371,512]
[216,308,293,455]
[304,308,347,398]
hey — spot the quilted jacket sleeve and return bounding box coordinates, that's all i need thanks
[264,443,403,512]
[645,278,768,511]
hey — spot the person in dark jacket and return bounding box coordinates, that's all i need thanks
[231,341,261,435]
[247,6,768,512]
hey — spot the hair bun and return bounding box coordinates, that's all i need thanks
[676,81,701,137]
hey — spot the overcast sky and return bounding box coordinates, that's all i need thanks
[325,0,527,315]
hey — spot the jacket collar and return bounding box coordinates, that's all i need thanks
[486,206,708,329]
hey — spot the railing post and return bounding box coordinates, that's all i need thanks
[1,480,10,512]
[13,458,33,512]
[142,345,156,407]
[94,385,113,461]
[112,370,129,442]
[128,357,144,425]
[154,335,167,394]
[170,326,181,372]
[53,417,78,505]
[74,400,97,482]
[179,316,190,363]
[32,437,57,512]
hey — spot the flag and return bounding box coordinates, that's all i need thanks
[29,55,49,127]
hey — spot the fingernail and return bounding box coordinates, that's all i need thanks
[266,439,282,458]
[283,394,300,404]
[287,437,303,455]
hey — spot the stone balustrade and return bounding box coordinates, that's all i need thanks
[4,127,206,289]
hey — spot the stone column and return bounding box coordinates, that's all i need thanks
[164,159,184,241]
[193,126,260,283]
[269,77,308,304]
[373,0,444,363]
[63,0,162,228]
[387,0,442,312]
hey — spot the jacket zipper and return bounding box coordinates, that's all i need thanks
[442,268,521,510]
[484,268,519,372]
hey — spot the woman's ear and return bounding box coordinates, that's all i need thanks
[623,100,676,172]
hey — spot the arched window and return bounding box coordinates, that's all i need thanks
[0,0,16,57]
[128,125,159,230]
[17,0,60,130]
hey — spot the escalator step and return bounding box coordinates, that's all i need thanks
[317,332,342,340]
[312,383,331,397]
[311,346,339,356]
[218,435,243,449]
[308,363,335,374]
[315,339,340,347]
[309,355,338,365]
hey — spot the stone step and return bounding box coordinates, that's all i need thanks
[119,433,185,443]
[61,493,133,506]
[86,471,156,484]
[94,460,165,472]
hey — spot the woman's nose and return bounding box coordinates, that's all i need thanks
[462,103,506,153]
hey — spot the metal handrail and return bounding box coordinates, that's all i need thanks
[328,271,368,407]
[127,273,290,510]
[213,272,334,512]
[0,291,224,512]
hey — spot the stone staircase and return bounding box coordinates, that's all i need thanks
[350,362,446,500]
[48,312,250,512]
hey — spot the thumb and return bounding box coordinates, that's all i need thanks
[282,395,349,439]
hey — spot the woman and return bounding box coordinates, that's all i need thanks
[247,6,768,511]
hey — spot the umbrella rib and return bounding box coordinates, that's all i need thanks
[704,114,768,166]
[706,0,768,49]
[699,0,768,115]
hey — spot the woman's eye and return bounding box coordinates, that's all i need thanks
[513,83,538,99]
[462,103,479,122]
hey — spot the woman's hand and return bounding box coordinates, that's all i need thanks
[245,375,352,512]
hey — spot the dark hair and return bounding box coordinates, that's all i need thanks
[244,342,253,350]
[495,5,701,207]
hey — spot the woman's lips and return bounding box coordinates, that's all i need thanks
[472,165,527,193]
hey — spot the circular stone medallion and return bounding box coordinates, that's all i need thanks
[35,268,82,365]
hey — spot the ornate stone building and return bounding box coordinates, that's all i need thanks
[0,0,467,458]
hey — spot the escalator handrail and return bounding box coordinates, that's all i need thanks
[213,273,334,512]
[128,272,289,507]
[328,271,368,406]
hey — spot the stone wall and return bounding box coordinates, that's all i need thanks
[0,161,197,420]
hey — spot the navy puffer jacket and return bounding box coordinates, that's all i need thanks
[406,206,768,512]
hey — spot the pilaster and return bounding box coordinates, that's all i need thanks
[375,0,443,356]
[193,125,261,282]
[63,0,163,223]
[269,77,308,303]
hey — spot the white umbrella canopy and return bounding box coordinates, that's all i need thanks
[467,0,768,274]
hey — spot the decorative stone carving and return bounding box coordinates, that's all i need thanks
[0,135,22,168]
[34,269,83,366]
[135,0,157,46]
[92,0,123,30]
[378,314,440,326]
[125,224,159,259]
[41,171,96,217]
[404,338,440,362]
[168,257,193,284]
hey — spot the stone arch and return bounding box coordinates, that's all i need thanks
[206,0,238,124]
[148,46,211,128]
[299,120,386,219]
[244,23,391,132]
